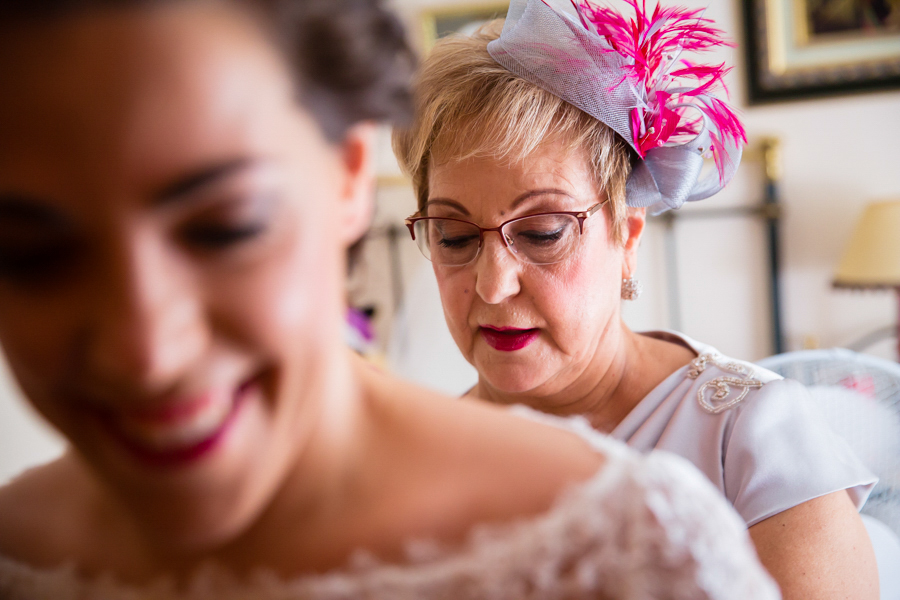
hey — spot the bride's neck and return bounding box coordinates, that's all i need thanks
[96,346,372,580]
[216,350,370,568]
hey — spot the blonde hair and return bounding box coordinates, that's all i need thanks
[392,20,637,243]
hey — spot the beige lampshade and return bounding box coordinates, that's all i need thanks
[834,200,900,289]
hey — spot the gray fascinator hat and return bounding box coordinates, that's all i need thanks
[487,0,747,214]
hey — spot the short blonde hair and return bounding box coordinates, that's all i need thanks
[392,20,637,243]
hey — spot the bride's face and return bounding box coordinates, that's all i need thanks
[0,4,368,548]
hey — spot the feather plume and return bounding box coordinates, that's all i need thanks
[573,0,746,180]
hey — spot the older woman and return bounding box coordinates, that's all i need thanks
[0,0,781,597]
[393,1,879,597]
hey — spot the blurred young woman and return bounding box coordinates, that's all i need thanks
[0,0,778,597]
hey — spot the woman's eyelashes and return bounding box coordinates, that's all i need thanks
[0,202,79,285]
[0,238,78,283]
[180,221,267,249]
[177,194,276,252]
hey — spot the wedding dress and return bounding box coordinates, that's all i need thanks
[0,410,779,599]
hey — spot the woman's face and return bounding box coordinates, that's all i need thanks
[0,4,371,549]
[428,141,642,398]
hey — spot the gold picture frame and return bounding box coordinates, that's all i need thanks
[744,0,900,102]
[420,2,509,51]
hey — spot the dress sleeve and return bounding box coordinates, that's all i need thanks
[723,378,877,527]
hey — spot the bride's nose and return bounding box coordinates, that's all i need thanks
[83,230,209,393]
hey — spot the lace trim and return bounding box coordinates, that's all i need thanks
[687,353,764,415]
[0,410,781,599]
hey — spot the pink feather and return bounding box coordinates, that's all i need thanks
[573,0,746,180]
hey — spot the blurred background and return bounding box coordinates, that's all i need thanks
[2,0,899,483]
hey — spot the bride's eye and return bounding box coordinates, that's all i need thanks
[178,195,274,251]
[0,238,78,283]
[0,200,79,285]
[181,222,267,249]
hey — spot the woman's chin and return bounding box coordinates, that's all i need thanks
[475,361,548,396]
[113,405,280,553]
[83,389,281,539]
[89,383,266,482]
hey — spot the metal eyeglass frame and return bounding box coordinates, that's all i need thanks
[404,200,608,266]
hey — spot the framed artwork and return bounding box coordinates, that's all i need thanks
[743,0,900,103]
[420,2,509,51]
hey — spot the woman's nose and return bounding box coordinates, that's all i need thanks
[474,233,521,304]
[85,234,208,391]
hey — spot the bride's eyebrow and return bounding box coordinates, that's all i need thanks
[153,158,260,206]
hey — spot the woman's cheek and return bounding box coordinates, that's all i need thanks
[530,262,602,351]
[254,231,337,351]
[435,267,475,354]
[0,296,77,395]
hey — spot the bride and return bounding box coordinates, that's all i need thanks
[0,0,777,597]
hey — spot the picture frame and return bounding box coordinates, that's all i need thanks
[743,0,900,103]
[420,2,509,51]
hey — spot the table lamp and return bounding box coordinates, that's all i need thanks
[833,200,900,358]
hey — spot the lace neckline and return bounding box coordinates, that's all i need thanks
[0,410,627,596]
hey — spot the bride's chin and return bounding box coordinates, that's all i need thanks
[124,415,282,554]
[100,393,269,498]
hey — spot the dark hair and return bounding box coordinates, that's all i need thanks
[0,0,416,141]
[271,0,416,141]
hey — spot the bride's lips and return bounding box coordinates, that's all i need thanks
[96,378,258,468]
[479,326,540,352]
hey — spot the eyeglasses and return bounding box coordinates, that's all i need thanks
[405,201,607,266]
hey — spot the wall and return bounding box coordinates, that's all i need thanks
[0,355,65,484]
[743,94,900,355]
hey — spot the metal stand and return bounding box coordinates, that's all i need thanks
[365,223,407,311]
[654,138,786,355]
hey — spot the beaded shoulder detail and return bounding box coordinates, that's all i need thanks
[687,353,765,415]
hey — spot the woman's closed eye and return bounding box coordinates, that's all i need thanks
[513,215,575,244]
[516,227,566,246]
[0,237,79,283]
[438,233,479,248]
[0,201,80,285]
[177,195,275,252]
[180,221,267,249]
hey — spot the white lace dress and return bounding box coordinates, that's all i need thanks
[0,411,780,600]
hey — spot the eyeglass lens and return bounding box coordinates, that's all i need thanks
[413,214,580,266]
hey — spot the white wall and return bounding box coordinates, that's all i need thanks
[743,94,900,355]
[0,355,65,485]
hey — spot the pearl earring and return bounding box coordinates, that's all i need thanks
[621,277,642,301]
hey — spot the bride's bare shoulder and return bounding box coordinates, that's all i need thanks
[360,362,606,510]
[0,456,90,566]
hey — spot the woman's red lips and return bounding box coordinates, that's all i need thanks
[124,395,214,426]
[479,326,540,351]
